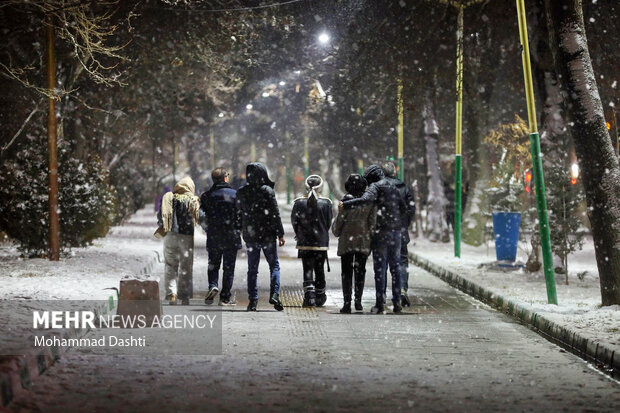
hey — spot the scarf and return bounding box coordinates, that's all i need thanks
[305,175,324,201]
[161,176,200,232]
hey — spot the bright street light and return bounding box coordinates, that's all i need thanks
[279,81,286,86]
[246,104,253,110]
[318,32,330,45]
[262,92,270,98]
[218,112,224,118]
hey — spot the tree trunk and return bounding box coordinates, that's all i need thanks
[423,100,450,243]
[544,0,620,305]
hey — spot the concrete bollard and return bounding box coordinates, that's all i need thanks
[116,280,162,327]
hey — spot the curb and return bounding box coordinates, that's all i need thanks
[410,251,618,379]
[0,250,160,408]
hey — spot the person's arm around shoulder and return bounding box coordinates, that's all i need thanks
[341,184,378,209]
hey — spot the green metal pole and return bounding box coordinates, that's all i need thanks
[358,159,364,176]
[454,5,464,258]
[516,0,557,304]
[397,78,405,181]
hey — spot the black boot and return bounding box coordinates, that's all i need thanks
[315,288,327,307]
[247,299,258,312]
[270,293,284,311]
[354,299,363,312]
[340,302,351,314]
[393,300,403,314]
[302,291,316,308]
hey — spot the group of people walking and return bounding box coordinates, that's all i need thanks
[156,160,414,314]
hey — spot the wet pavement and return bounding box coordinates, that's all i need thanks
[8,210,620,412]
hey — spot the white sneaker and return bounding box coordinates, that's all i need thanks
[218,298,236,306]
[204,287,219,305]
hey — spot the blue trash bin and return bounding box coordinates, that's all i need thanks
[492,212,522,262]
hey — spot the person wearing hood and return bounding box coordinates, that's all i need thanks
[332,174,376,314]
[291,175,333,308]
[157,177,200,305]
[199,168,242,306]
[339,164,407,314]
[382,162,416,307]
[236,163,286,312]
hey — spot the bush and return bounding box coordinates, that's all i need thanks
[0,134,116,256]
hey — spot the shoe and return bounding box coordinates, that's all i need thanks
[370,304,385,315]
[393,301,403,314]
[354,300,363,312]
[204,287,219,305]
[302,291,316,308]
[315,293,327,307]
[246,300,258,312]
[168,294,177,306]
[181,298,190,306]
[270,293,284,311]
[401,292,411,307]
[218,298,236,306]
[340,302,351,314]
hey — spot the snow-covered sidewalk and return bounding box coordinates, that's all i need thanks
[409,237,619,352]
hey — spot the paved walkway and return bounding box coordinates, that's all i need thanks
[8,206,620,412]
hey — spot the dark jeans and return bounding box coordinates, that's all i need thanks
[400,240,409,292]
[372,230,402,306]
[246,241,280,301]
[207,247,237,301]
[300,251,327,295]
[340,252,368,303]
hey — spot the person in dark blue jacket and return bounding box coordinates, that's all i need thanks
[199,168,242,306]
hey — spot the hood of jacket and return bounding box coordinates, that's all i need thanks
[363,164,385,185]
[344,174,367,197]
[246,163,275,188]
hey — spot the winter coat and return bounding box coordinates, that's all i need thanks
[342,165,407,241]
[332,193,377,256]
[157,196,195,236]
[236,163,285,245]
[384,175,415,243]
[199,182,242,250]
[291,196,333,250]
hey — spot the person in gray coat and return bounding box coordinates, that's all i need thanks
[332,174,377,313]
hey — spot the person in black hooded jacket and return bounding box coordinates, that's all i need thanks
[339,164,406,314]
[382,162,415,307]
[236,163,285,312]
[291,175,333,308]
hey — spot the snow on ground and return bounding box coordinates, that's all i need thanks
[0,208,163,301]
[0,206,165,355]
[411,237,620,349]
